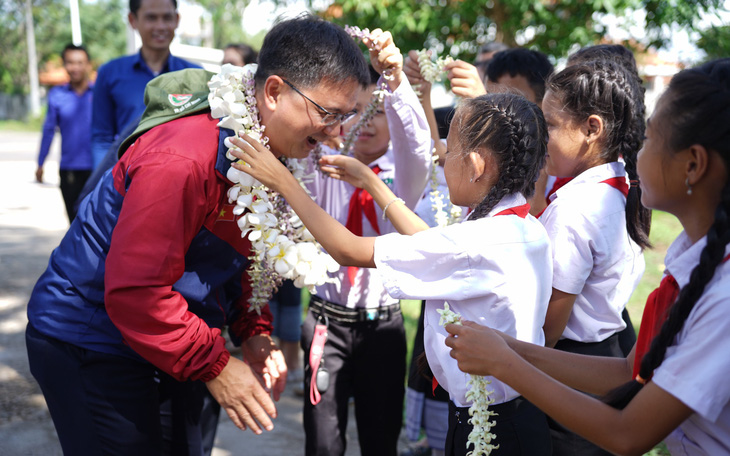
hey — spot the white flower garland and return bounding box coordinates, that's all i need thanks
[437,303,499,456]
[417,49,453,83]
[209,64,339,314]
[429,152,463,227]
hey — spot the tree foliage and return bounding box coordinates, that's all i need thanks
[698,25,730,61]
[0,0,125,94]
[316,0,726,62]
[193,0,251,49]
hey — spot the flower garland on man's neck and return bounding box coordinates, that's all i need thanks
[209,64,339,314]
[438,303,499,456]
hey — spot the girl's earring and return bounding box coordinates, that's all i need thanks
[685,177,693,196]
[470,177,473,183]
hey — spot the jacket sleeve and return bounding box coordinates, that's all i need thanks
[105,148,230,382]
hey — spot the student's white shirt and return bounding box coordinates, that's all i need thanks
[651,231,730,455]
[539,162,645,342]
[306,76,432,309]
[374,193,552,407]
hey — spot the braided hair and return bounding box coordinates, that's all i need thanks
[547,60,651,249]
[450,93,547,220]
[605,58,730,409]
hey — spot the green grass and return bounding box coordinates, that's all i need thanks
[626,210,684,331]
[0,112,44,132]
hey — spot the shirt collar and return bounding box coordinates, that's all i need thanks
[486,192,527,217]
[133,50,172,75]
[664,231,730,289]
[550,161,626,203]
[368,147,394,171]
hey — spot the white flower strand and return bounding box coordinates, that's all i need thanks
[429,152,462,227]
[437,303,499,456]
[344,25,395,81]
[210,64,339,314]
[416,49,453,83]
[338,81,389,157]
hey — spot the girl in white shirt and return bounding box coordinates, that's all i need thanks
[445,58,730,455]
[537,59,652,454]
[228,93,553,456]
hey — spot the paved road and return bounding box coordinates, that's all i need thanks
[0,130,410,455]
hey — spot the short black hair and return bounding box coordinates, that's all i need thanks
[62,44,90,63]
[224,43,258,65]
[486,48,554,102]
[130,0,177,15]
[255,14,369,90]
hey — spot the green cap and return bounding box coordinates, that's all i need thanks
[118,68,216,156]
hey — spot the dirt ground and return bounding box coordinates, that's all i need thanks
[0,130,411,455]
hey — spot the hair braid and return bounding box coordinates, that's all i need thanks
[452,94,547,221]
[605,184,730,409]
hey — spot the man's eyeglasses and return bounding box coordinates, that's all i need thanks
[282,79,357,127]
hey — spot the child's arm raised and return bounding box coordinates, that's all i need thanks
[362,29,403,92]
[445,322,693,455]
[229,135,376,268]
[404,49,447,164]
[319,154,430,235]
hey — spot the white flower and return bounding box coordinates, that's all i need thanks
[438,303,498,456]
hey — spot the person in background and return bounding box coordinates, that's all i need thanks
[222,43,258,66]
[90,0,200,168]
[36,43,94,223]
[474,41,509,81]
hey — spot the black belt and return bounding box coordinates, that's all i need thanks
[309,296,400,324]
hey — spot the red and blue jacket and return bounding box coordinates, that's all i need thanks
[27,112,272,382]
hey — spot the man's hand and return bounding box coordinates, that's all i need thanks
[446,60,487,99]
[35,167,43,183]
[241,333,288,401]
[204,355,278,434]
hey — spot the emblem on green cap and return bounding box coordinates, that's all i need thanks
[168,94,193,106]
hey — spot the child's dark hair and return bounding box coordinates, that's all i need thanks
[224,43,258,65]
[547,60,651,250]
[604,58,730,409]
[452,93,547,220]
[568,44,647,166]
[255,14,370,90]
[486,48,554,103]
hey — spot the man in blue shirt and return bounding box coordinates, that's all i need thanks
[36,44,94,222]
[90,0,200,167]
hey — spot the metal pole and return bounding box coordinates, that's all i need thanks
[69,0,82,45]
[24,0,41,117]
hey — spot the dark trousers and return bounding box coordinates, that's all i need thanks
[548,333,624,456]
[59,169,91,222]
[302,307,406,456]
[446,396,551,456]
[26,323,219,456]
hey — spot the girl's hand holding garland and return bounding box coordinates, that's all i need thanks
[229,134,296,195]
[318,154,380,191]
[445,320,516,378]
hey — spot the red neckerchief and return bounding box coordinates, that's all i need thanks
[344,165,382,285]
[633,253,730,380]
[536,175,628,219]
[432,201,530,394]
